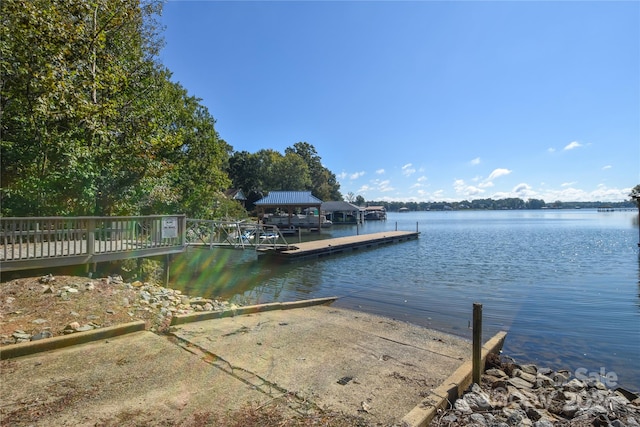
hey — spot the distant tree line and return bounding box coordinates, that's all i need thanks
[361,198,636,212]
[1,0,340,219]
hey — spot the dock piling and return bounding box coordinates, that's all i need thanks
[472,302,483,384]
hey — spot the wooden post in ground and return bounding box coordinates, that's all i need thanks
[472,302,483,384]
[164,254,171,287]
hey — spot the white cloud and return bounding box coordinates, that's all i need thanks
[417,176,428,182]
[350,171,365,180]
[453,179,484,197]
[512,183,535,198]
[547,148,556,153]
[487,168,512,181]
[564,141,582,150]
[470,157,481,165]
[561,181,577,187]
[602,165,612,170]
[377,179,394,192]
[376,169,385,175]
[337,172,347,180]
[401,163,416,176]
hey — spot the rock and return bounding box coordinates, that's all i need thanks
[85,282,95,291]
[561,402,580,418]
[469,413,487,425]
[504,408,527,426]
[553,370,571,384]
[39,274,55,283]
[563,378,586,392]
[66,321,80,330]
[32,318,48,325]
[31,331,53,340]
[75,324,94,332]
[524,405,543,421]
[514,369,538,384]
[454,398,472,414]
[519,364,538,376]
[533,420,554,427]
[536,373,555,388]
[463,384,492,411]
[12,331,31,341]
[627,417,640,427]
[591,414,609,427]
[508,376,534,389]
[486,368,509,379]
[441,413,458,423]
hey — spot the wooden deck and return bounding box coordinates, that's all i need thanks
[257,231,419,261]
[1,216,187,273]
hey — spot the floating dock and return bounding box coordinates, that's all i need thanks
[258,230,419,261]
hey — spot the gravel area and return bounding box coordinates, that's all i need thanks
[0,274,233,345]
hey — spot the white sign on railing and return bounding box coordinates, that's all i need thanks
[162,217,178,239]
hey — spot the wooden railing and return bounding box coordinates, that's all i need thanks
[0,215,186,272]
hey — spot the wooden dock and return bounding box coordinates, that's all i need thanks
[257,231,419,261]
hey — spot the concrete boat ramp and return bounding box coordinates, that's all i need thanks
[1,299,506,426]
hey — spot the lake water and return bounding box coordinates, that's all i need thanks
[169,209,640,392]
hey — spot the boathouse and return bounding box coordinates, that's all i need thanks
[364,205,387,220]
[321,201,363,224]
[255,191,325,230]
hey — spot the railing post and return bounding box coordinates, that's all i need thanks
[87,218,96,255]
[472,302,483,385]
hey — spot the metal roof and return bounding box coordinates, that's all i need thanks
[321,201,362,212]
[254,191,322,206]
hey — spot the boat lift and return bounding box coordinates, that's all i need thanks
[185,219,291,251]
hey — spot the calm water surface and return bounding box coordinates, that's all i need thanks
[170,210,640,391]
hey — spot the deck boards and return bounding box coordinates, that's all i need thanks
[258,230,419,261]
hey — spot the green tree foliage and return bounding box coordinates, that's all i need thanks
[1,0,233,218]
[285,142,341,201]
[630,185,640,208]
[270,152,312,191]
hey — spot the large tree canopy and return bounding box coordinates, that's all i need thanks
[1,0,231,217]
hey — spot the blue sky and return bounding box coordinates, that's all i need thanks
[160,1,639,203]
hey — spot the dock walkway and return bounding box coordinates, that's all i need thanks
[258,230,419,261]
